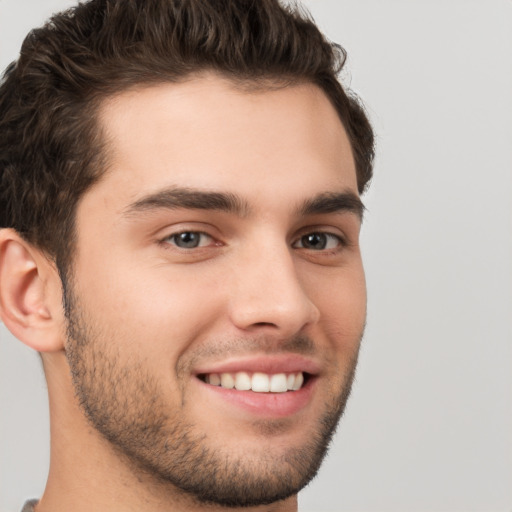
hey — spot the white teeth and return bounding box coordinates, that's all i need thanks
[234,372,252,391]
[251,372,270,392]
[269,373,288,393]
[220,373,235,389]
[204,371,305,392]
[292,372,304,391]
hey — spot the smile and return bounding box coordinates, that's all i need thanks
[193,355,320,416]
[199,371,305,392]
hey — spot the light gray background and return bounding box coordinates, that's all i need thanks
[1,1,511,511]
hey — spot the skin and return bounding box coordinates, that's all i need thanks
[1,74,366,512]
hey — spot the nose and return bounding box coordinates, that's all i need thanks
[227,242,320,337]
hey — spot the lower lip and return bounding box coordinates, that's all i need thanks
[197,377,316,418]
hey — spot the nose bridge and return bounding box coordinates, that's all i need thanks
[228,235,320,335]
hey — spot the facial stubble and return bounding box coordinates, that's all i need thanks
[63,281,361,508]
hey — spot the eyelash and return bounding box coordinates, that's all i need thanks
[161,230,346,252]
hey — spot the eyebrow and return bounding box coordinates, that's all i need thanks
[123,187,364,220]
[297,191,365,220]
[124,187,250,218]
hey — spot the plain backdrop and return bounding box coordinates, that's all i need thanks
[1,1,511,511]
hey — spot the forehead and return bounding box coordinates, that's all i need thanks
[89,74,358,214]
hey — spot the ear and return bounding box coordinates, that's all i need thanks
[0,229,65,352]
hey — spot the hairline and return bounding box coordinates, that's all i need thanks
[55,71,358,277]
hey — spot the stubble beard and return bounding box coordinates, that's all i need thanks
[63,281,361,508]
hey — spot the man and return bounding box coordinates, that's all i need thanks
[0,0,374,510]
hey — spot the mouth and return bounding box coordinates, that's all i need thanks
[192,357,319,418]
[197,371,310,393]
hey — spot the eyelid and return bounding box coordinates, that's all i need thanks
[293,225,347,244]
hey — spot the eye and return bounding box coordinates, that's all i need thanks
[164,231,213,249]
[293,232,343,251]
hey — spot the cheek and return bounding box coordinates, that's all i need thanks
[73,258,229,363]
[315,269,365,394]
[311,265,367,344]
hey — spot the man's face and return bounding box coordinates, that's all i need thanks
[64,75,366,507]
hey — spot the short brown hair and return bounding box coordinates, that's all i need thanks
[0,0,374,272]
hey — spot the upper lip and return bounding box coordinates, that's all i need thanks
[193,354,321,376]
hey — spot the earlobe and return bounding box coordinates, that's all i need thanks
[0,229,65,352]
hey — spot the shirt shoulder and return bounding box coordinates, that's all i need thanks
[21,499,39,512]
